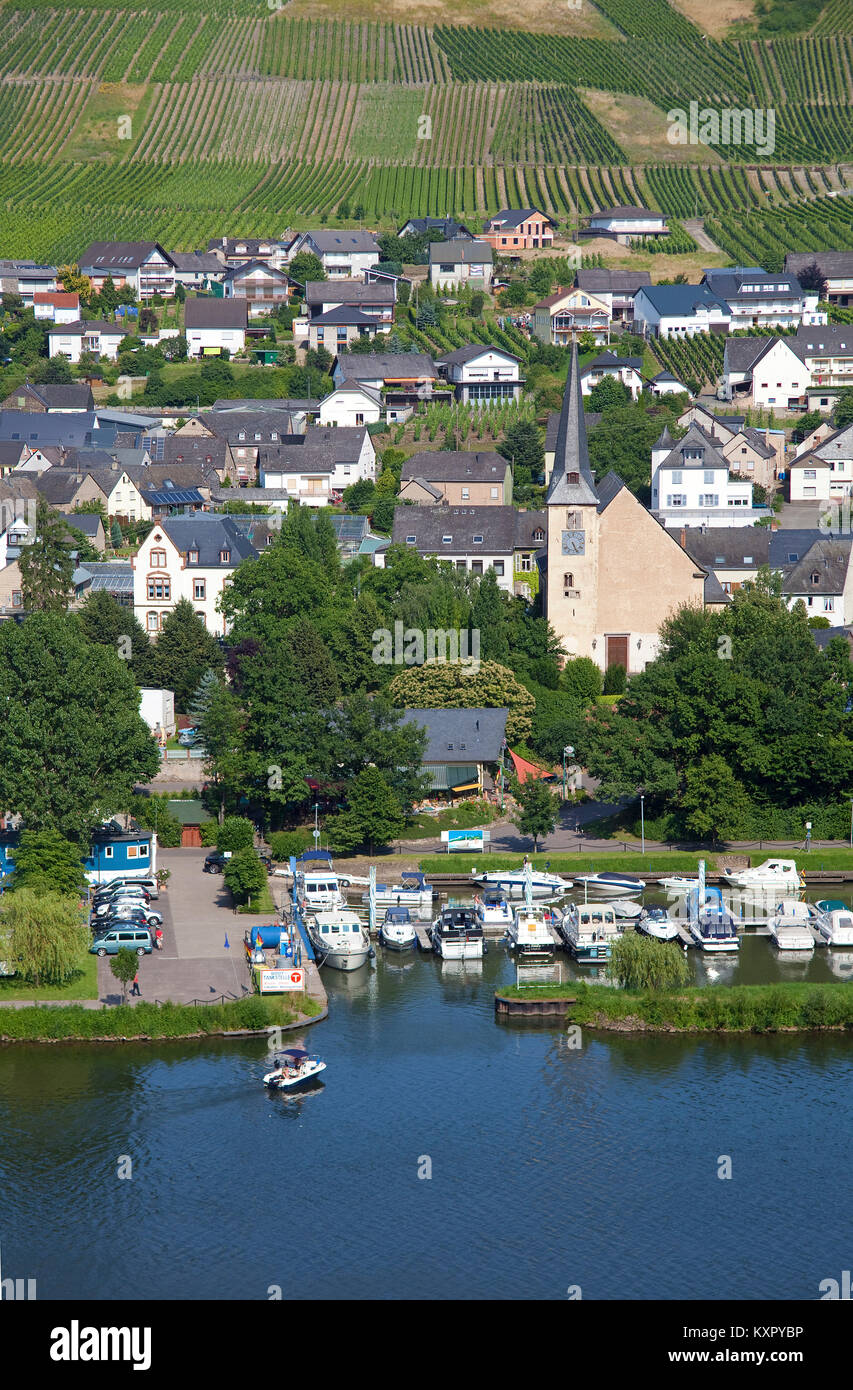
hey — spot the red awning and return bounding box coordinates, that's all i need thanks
[507,749,558,784]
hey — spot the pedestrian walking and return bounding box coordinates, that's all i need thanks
[130,972,141,997]
[155,927,163,950]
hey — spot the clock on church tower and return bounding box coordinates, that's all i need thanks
[561,529,585,555]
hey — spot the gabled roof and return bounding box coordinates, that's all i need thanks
[222,260,289,284]
[580,352,643,374]
[814,422,853,463]
[658,423,728,471]
[785,251,853,279]
[400,707,509,764]
[161,437,228,472]
[485,208,551,230]
[11,382,94,410]
[398,217,474,239]
[783,539,853,595]
[0,410,108,448]
[33,292,78,308]
[258,426,369,472]
[636,283,730,317]
[299,230,380,254]
[31,470,105,505]
[546,342,598,507]
[324,378,383,404]
[682,528,770,568]
[305,280,394,306]
[769,529,825,566]
[792,324,853,359]
[400,451,508,484]
[436,344,519,367]
[79,241,172,270]
[723,337,780,373]
[738,426,776,459]
[575,269,651,293]
[336,351,438,381]
[154,515,256,567]
[428,240,493,265]
[392,504,541,555]
[589,205,663,220]
[48,319,128,336]
[704,268,803,301]
[595,471,627,513]
[309,305,379,326]
[168,251,224,274]
[184,297,248,329]
[199,411,297,444]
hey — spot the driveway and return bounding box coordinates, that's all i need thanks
[96,848,286,1006]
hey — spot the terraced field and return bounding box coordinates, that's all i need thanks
[0,0,851,264]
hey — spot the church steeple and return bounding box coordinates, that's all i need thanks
[546,341,599,507]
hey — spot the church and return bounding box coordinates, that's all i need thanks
[544,344,719,674]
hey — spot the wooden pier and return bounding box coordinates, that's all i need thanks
[414,923,433,952]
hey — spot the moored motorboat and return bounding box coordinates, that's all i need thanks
[559,902,619,961]
[573,872,646,896]
[768,899,815,952]
[363,871,433,910]
[474,868,573,899]
[637,906,680,941]
[609,897,643,920]
[474,889,514,930]
[723,858,805,892]
[264,1048,326,1089]
[432,905,484,960]
[659,875,699,894]
[813,900,853,946]
[379,905,417,951]
[506,906,555,958]
[689,904,740,952]
[306,908,371,971]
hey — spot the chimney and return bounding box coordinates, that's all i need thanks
[679,527,686,548]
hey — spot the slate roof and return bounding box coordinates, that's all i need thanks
[651,371,685,384]
[222,260,289,284]
[402,477,443,500]
[392,504,541,555]
[259,426,369,472]
[589,205,663,220]
[305,280,395,307]
[546,342,599,506]
[813,423,853,463]
[658,423,729,471]
[210,398,314,412]
[739,427,776,459]
[208,237,284,257]
[325,379,383,404]
[723,337,778,373]
[575,269,652,293]
[309,305,379,326]
[546,409,601,453]
[428,240,493,265]
[791,325,853,359]
[336,351,438,381]
[399,217,474,239]
[184,298,248,330]
[783,539,853,595]
[0,440,27,469]
[769,529,825,565]
[158,515,257,567]
[161,437,229,472]
[199,411,297,444]
[31,471,103,505]
[636,283,730,317]
[705,270,803,301]
[595,471,627,513]
[400,451,508,483]
[300,231,380,254]
[58,511,104,538]
[168,251,224,274]
[79,241,171,270]
[703,570,730,605]
[580,352,643,373]
[682,528,770,568]
[19,383,94,410]
[812,624,853,650]
[436,344,520,366]
[0,411,109,448]
[48,319,128,337]
[785,252,853,280]
[400,707,509,764]
[485,208,551,229]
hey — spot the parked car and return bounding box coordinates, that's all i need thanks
[90,926,153,957]
[95,875,159,900]
[203,850,232,874]
[91,892,153,915]
[92,885,150,906]
[92,901,162,927]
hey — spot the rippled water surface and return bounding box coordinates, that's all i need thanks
[1,933,852,1300]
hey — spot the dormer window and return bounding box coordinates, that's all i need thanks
[188,549,199,564]
[442,535,452,543]
[220,549,231,563]
[811,571,820,584]
[567,471,579,485]
[473,535,483,544]
[238,431,246,441]
[405,534,416,544]
[533,529,544,542]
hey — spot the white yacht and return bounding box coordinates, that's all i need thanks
[690,904,740,952]
[814,900,853,947]
[637,906,680,941]
[659,875,699,894]
[768,900,814,952]
[379,905,417,952]
[507,906,555,959]
[723,858,805,892]
[363,871,433,910]
[264,1048,326,1090]
[474,868,573,899]
[573,872,646,896]
[306,908,371,971]
[295,868,346,913]
[559,903,619,962]
[431,905,484,960]
[474,889,514,930]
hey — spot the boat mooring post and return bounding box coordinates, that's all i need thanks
[369,865,376,937]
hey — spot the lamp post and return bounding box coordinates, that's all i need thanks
[313,801,320,849]
[805,819,812,854]
[640,793,645,855]
[563,745,574,801]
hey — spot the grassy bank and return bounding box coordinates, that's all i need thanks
[0,955,99,1001]
[239,882,278,914]
[420,849,853,874]
[568,981,853,1033]
[0,993,323,1042]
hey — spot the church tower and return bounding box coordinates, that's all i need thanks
[544,342,601,660]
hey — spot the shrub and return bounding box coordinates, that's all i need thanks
[269,829,312,862]
[216,816,255,853]
[603,663,627,695]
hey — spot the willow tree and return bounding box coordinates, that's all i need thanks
[608,934,691,993]
[0,889,90,989]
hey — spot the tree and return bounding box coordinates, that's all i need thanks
[587,376,631,412]
[511,777,560,850]
[497,419,544,498]
[197,677,249,823]
[223,846,265,904]
[371,495,395,533]
[681,755,752,843]
[470,569,510,664]
[151,599,223,709]
[75,591,154,685]
[288,251,325,285]
[527,260,556,296]
[0,613,160,839]
[187,669,220,728]
[796,260,828,299]
[110,519,124,549]
[325,767,405,855]
[388,660,536,742]
[499,281,528,308]
[19,496,75,611]
[9,829,87,896]
[561,656,602,702]
[0,888,89,988]
[110,946,139,1004]
[608,933,691,991]
[57,263,93,300]
[603,663,627,694]
[217,816,255,853]
[832,388,853,432]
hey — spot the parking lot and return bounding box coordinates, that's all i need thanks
[96,849,287,1005]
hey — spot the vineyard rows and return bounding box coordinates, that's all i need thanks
[706,194,853,272]
[650,333,726,389]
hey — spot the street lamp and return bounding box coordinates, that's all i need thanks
[313,801,320,849]
[563,745,574,801]
[805,819,812,854]
[640,793,645,854]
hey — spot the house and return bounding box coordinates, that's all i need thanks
[0,440,27,476]
[434,345,522,404]
[543,343,708,673]
[399,451,512,506]
[650,423,758,527]
[207,237,289,272]
[132,515,256,635]
[398,217,475,241]
[30,469,109,512]
[160,436,229,483]
[222,260,290,313]
[481,209,554,252]
[428,240,493,292]
[257,426,376,503]
[789,423,853,502]
[794,324,853,411]
[399,707,509,798]
[32,292,80,324]
[785,252,853,307]
[48,320,129,363]
[678,403,745,442]
[649,370,689,398]
[0,557,24,620]
[79,242,175,300]
[720,426,781,492]
[58,510,106,552]
[299,304,381,352]
[84,827,157,885]
[0,410,110,451]
[681,527,770,594]
[633,284,731,339]
[0,382,94,413]
[390,504,544,594]
[288,230,380,280]
[721,335,817,409]
[165,798,214,847]
[304,280,395,321]
[574,269,651,325]
[702,266,812,329]
[333,351,441,421]
[794,419,837,458]
[532,286,610,347]
[780,538,853,625]
[199,411,299,482]
[168,251,226,291]
[318,380,384,429]
[580,352,644,401]
[184,298,247,358]
[0,260,57,305]
[584,206,668,243]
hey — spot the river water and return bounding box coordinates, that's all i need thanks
[2,892,852,1302]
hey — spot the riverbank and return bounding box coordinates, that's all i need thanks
[419,849,853,877]
[561,980,853,1033]
[0,993,324,1043]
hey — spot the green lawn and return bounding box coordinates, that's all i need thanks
[420,848,853,874]
[0,953,99,1001]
